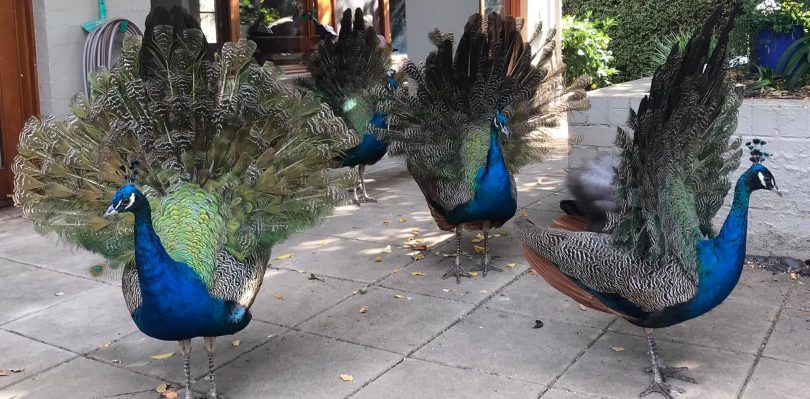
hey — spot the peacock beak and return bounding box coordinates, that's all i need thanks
[772,187,783,197]
[102,205,118,220]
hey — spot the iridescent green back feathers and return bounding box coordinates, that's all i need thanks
[13,7,356,275]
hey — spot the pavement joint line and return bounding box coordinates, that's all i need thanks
[0,283,110,329]
[0,353,81,391]
[0,254,119,287]
[536,317,619,399]
[343,269,532,398]
[400,355,550,387]
[758,354,810,367]
[476,302,619,331]
[736,281,796,399]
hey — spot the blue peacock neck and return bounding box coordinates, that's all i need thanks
[131,201,174,283]
[486,127,505,170]
[690,170,753,315]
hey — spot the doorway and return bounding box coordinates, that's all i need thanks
[0,0,39,208]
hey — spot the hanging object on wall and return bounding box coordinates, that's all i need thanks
[82,18,142,98]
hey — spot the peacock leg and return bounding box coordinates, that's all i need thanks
[643,331,697,384]
[475,221,502,276]
[351,166,361,205]
[357,164,377,203]
[442,226,470,283]
[640,329,687,399]
[204,337,218,399]
[179,339,193,399]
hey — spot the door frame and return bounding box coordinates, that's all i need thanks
[0,0,39,206]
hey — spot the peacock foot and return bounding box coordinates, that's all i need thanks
[442,263,471,284]
[639,380,685,399]
[643,366,697,384]
[357,194,377,203]
[473,261,503,276]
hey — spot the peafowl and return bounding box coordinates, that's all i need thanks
[300,8,396,205]
[301,10,337,41]
[13,6,355,399]
[515,6,782,398]
[380,13,590,282]
[558,153,619,232]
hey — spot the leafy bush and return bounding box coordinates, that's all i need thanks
[561,13,619,88]
[649,31,718,71]
[738,0,810,33]
[777,36,810,87]
[564,0,743,82]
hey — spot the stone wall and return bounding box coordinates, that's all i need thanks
[569,78,810,259]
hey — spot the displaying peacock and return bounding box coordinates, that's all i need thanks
[300,8,396,205]
[515,6,782,398]
[380,13,589,282]
[13,6,355,399]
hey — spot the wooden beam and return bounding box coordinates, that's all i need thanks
[228,0,239,42]
[379,0,390,44]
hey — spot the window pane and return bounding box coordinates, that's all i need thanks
[248,0,307,65]
[200,12,218,43]
[199,0,215,12]
[484,0,505,15]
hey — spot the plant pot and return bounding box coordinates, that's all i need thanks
[240,24,251,40]
[752,24,804,73]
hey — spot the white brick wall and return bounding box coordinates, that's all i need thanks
[569,78,810,258]
[34,0,150,117]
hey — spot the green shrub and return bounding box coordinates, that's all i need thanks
[561,13,619,88]
[563,0,743,82]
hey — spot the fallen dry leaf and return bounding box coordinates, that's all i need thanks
[156,383,168,393]
[375,256,382,263]
[410,271,426,277]
[340,374,354,382]
[519,210,529,218]
[98,342,112,350]
[274,293,285,300]
[317,240,327,246]
[578,304,587,311]
[399,217,407,222]
[393,294,406,299]
[506,263,516,269]
[0,369,8,377]
[231,340,241,347]
[383,220,390,225]
[469,271,479,277]
[150,352,175,360]
[791,272,799,282]
[275,253,294,260]
[473,245,485,254]
[359,307,368,314]
[392,268,401,274]
[404,244,429,251]
[412,252,426,261]
[381,245,392,254]
[611,346,625,352]
[472,233,485,243]
[163,391,178,399]
[528,270,538,275]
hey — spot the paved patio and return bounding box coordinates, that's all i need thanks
[0,149,807,399]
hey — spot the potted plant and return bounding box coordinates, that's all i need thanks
[239,0,282,39]
[743,0,809,72]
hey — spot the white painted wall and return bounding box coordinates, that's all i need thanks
[33,0,150,117]
[404,0,561,63]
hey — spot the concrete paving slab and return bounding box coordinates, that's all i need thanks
[540,388,612,399]
[379,256,529,304]
[5,285,138,353]
[0,234,107,278]
[517,209,566,228]
[272,237,418,283]
[0,217,40,247]
[298,286,472,354]
[554,332,756,399]
[729,267,793,305]
[515,175,565,207]
[250,269,360,326]
[0,260,104,325]
[412,306,601,385]
[762,308,810,365]
[787,282,810,311]
[741,358,810,399]
[90,320,287,382]
[351,358,544,399]
[0,330,75,389]
[609,296,779,354]
[192,330,401,399]
[486,273,616,329]
[0,357,163,399]
[311,194,438,244]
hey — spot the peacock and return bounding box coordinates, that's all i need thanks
[299,8,396,205]
[379,13,589,282]
[13,6,355,399]
[515,6,782,398]
[300,10,337,41]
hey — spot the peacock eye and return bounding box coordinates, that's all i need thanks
[124,193,136,209]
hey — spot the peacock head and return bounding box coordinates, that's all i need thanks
[300,10,315,21]
[493,112,509,137]
[745,139,781,197]
[103,184,147,219]
[103,161,147,219]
